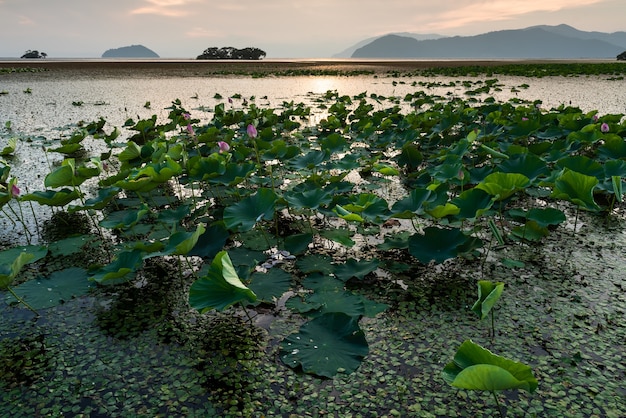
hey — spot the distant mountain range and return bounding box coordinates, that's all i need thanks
[102,45,159,58]
[349,25,626,59]
[333,33,444,58]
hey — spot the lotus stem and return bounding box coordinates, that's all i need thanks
[492,390,505,418]
[7,286,39,317]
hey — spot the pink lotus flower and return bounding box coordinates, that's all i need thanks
[228,97,233,104]
[247,124,257,138]
[522,117,529,121]
[592,114,599,122]
[186,124,194,135]
[10,184,20,198]
[217,141,230,153]
[183,113,191,120]
[601,122,610,133]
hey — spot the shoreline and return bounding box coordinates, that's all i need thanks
[0,58,615,77]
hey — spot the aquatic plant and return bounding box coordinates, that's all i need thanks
[471,280,504,338]
[442,339,538,417]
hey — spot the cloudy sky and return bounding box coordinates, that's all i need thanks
[1,0,624,58]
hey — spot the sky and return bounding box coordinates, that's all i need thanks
[0,0,624,58]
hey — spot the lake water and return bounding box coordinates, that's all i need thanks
[1,67,625,244]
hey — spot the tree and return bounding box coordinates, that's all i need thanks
[618,51,626,61]
[196,46,266,60]
[21,50,46,59]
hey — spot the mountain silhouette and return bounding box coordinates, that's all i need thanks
[351,25,626,59]
[102,45,159,58]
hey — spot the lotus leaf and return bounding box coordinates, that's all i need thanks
[88,250,143,284]
[442,339,537,393]
[280,312,369,378]
[475,172,530,201]
[248,268,293,303]
[334,258,379,281]
[471,280,504,320]
[408,227,482,264]
[20,188,81,206]
[552,168,600,211]
[7,267,91,309]
[223,188,277,231]
[0,245,48,289]
[189,250,257,312]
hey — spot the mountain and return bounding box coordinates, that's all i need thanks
[102,45,159,58]
[351,25,626,59]
[333,33,443,58]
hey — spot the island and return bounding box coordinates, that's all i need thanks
[21,50,47,59]
[102,45,159,58]
[196,47,266,60]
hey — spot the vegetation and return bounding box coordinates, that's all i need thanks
[0,66,625,415]
[197,46,266,60]
[20,50,47,59]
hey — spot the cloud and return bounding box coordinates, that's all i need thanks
[185,27,223,39]
[421,0,605,32]
[129,0,200,17]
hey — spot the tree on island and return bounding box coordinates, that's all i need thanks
[21,50,47,59]
[196,46,266,60]
[618,51,626,61]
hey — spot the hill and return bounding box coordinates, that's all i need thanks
[351,25,626,59]
[102,45,159,58]
[333,33,443,58]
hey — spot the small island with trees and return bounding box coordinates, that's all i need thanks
[21,50,47,59]
[196,46,266,60]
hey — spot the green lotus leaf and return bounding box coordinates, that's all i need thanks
[7,267,92,309]
[89,250,143,284]
[187,154,227,181]
[408,227,481,264]
[47,235,95,257]
[248,268,293,303]
[284,232,314,254]
[320,133,348,153]
[334,258,379,281]
[425,202,460,218]
[396,142,423,170]
[207,162,256,186]
[0,245,48,289]
[511,221,550,241]
[552,168,600,211]
[159,223,206,256]
[296,254,334,275]
[284,188,332,210]
[0,137,17,156]
[556,155,604,179]
[526,207,566,227]
[287,150,330,170]
[442,340,537,393]
[187,223,229,259]
[156,204,190,225]
[223,188,277,231]
[475,172,530,201]
[450,188,495,221]
[390,188,432,219]
[497,153,549,183]
[189,251,257,312]
[20,188,81,206]
[69,186,120,212]
[44,162,74,188]
[373,163,399,176]
[471,280,504,320]
[319,228,354,248]
[333,204,364,223]
[99,205,150,229]
[280,312,369,378]
[343,193,390,224]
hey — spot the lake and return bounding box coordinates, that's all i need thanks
[1,61,625,417]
